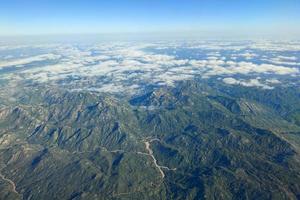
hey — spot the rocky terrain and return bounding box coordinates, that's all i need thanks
[0,79,300,200]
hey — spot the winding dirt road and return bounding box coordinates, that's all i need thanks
[144,141,166,178]
[0,172,19,195]
[138,139,176,179]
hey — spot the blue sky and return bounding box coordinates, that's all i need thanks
[0,0,299,38]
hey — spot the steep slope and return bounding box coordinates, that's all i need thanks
[0,89,144,152]
[129,82,300,199]
[0,81,300,199]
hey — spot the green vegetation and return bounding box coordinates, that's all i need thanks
[0,80,300,199]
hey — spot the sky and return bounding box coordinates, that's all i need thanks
[0,0,300,38]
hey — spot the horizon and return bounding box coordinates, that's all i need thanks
[0,32,299,45]
[1,0,300,39]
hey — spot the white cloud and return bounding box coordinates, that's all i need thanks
[223,78,274,89]
[2,41,299,93]
[261,56,300,66]
[0,54,61,69]
[236,52,257,60]
[277,56,297,61]
[266,78,281,84]
[223,77,240,85]
[197,60,299,77]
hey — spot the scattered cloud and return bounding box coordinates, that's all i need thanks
[0,54,61,69]
[277,56,297,61]
[196,60,299,77]
[261,56,300,66]
[223,77,274,89]
[1,40,299,93]
[266,78,281,84]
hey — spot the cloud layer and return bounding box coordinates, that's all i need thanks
[0,40,299,93]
